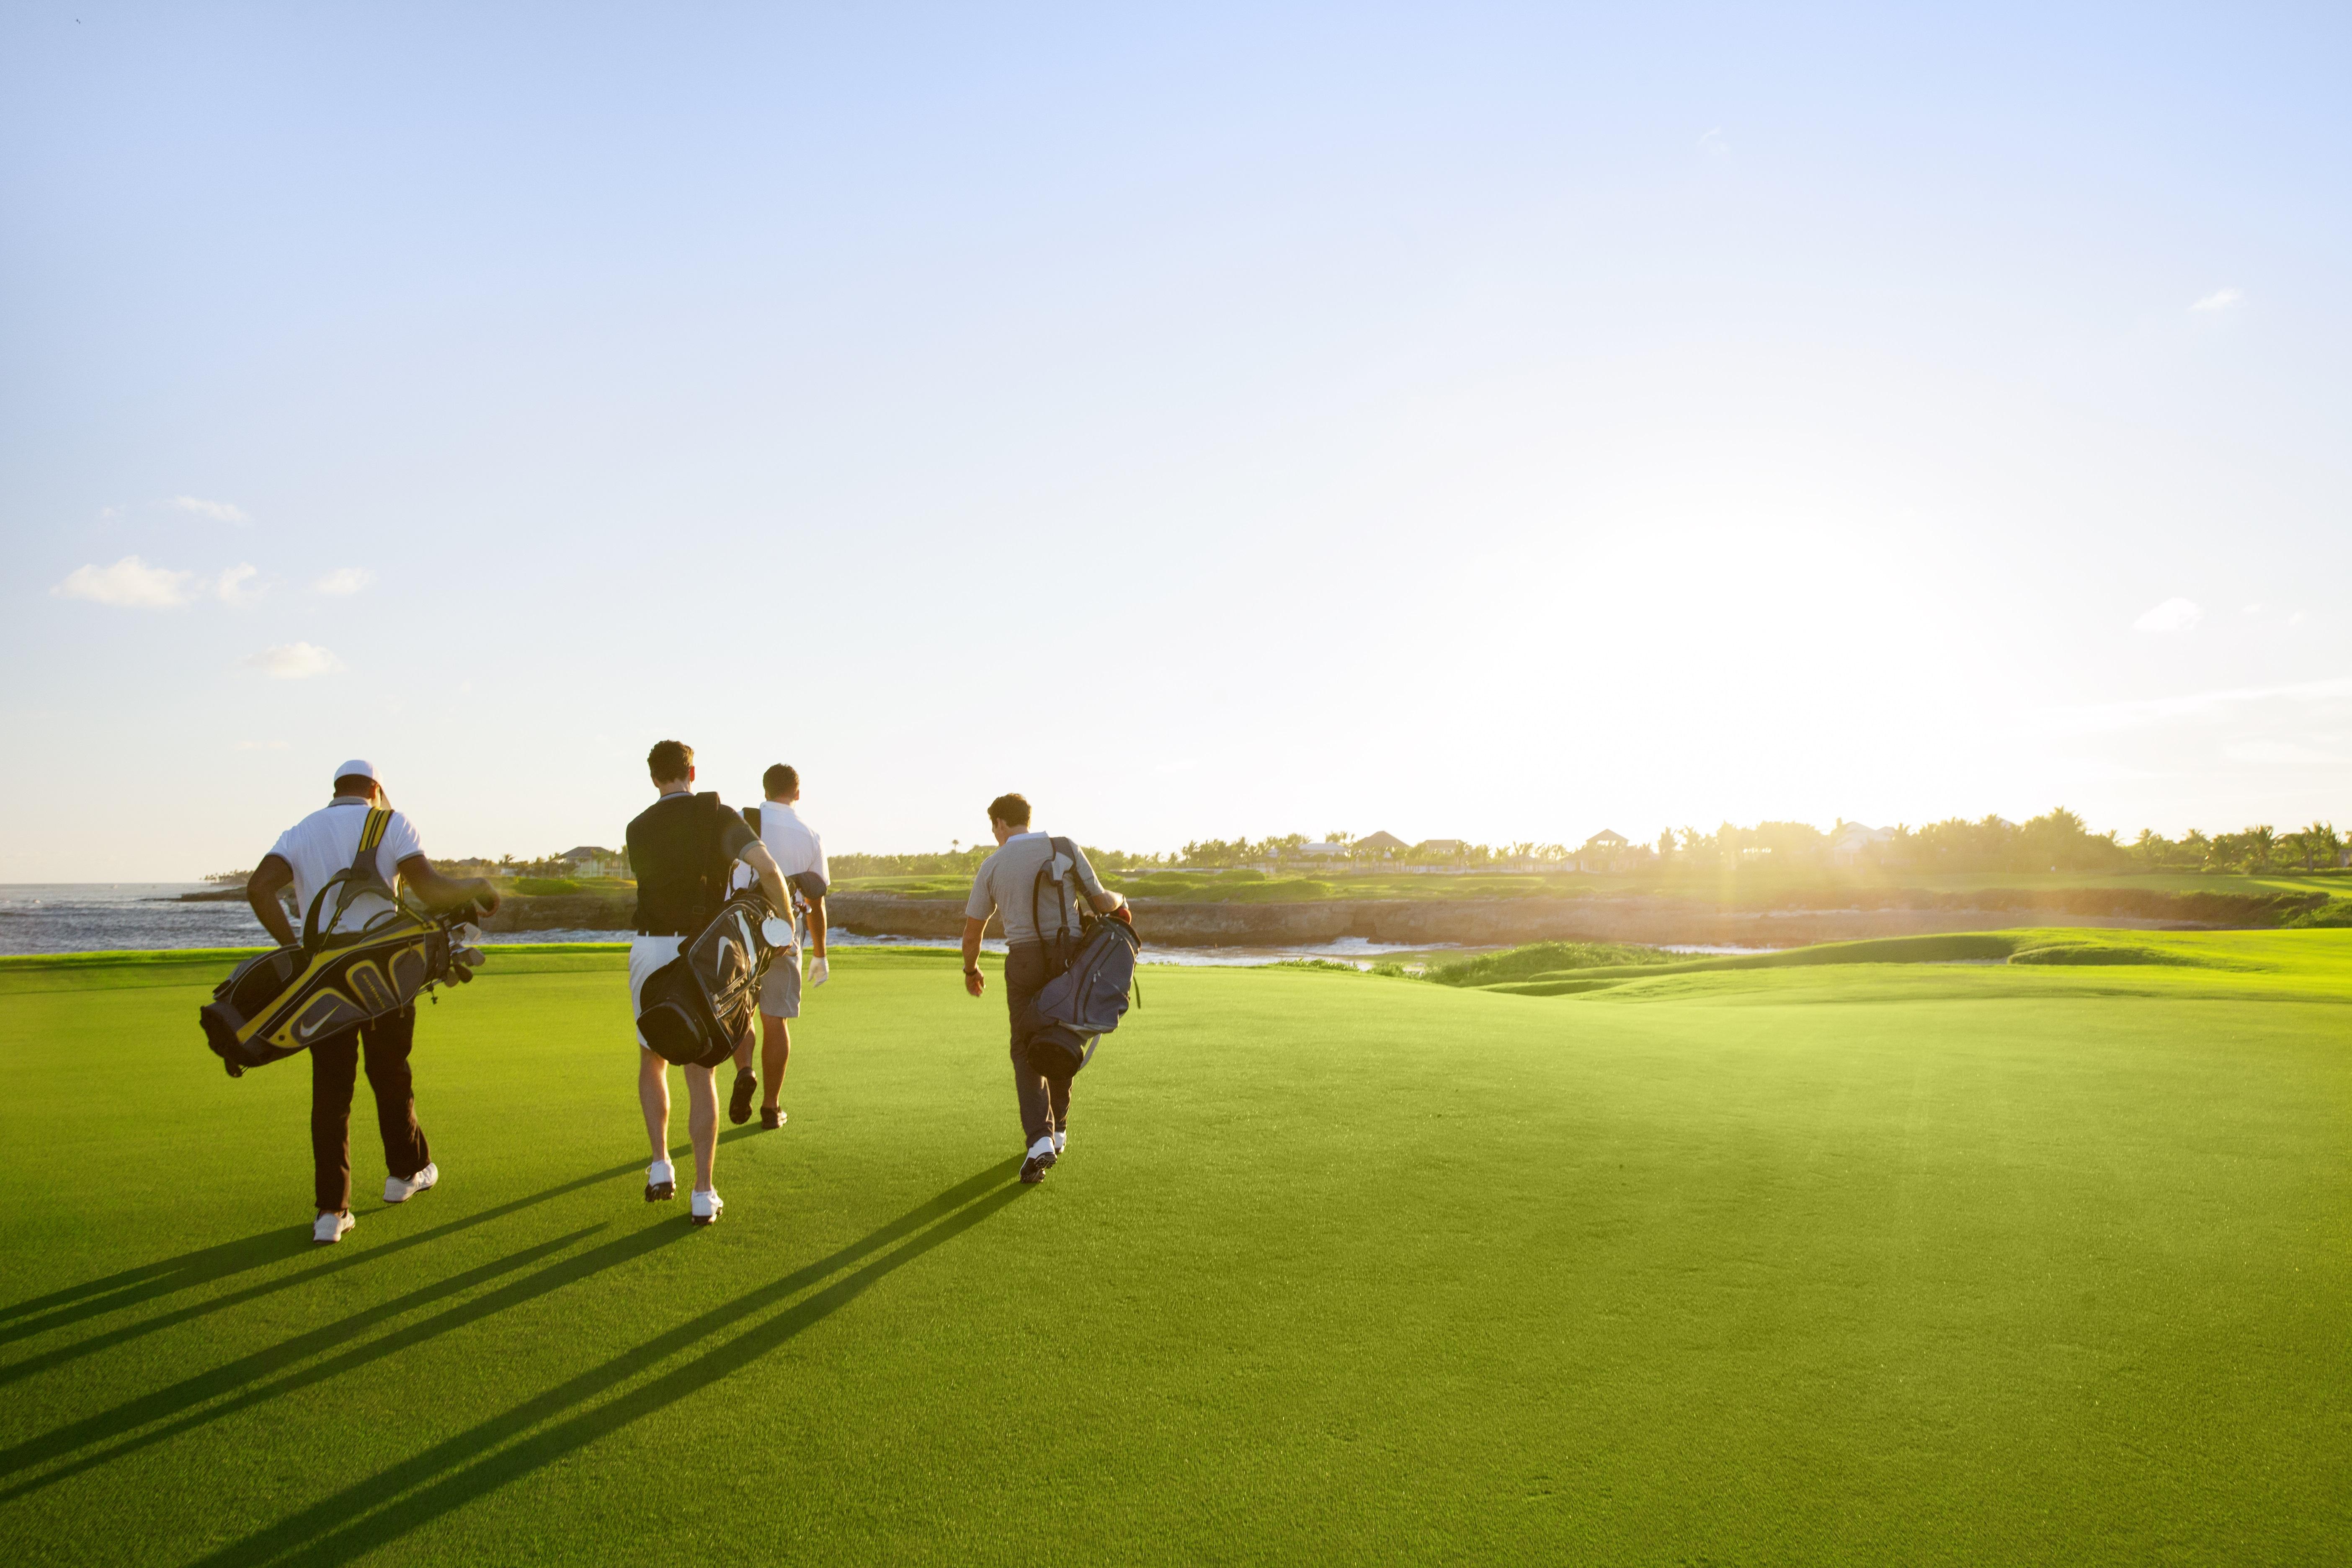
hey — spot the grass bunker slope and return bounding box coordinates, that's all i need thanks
[1,934,2347,1565]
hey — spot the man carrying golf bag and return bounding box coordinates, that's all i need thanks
[961,793,1129,1184]
[242,760,502,1245]
[625,740,792,1225]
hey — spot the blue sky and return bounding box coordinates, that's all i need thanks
[4,3,2347,878]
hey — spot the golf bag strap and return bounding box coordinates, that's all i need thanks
[300,808,400,952]
[1029,836,1081,950]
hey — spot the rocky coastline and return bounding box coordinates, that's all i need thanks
[472,884,2314,947]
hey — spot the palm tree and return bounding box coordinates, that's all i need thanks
[2246,825,2277,872]
[2299,822,2342,872]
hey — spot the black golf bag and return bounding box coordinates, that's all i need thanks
[636,887,785,1068]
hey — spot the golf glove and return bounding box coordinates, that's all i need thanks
[809,955,830,987]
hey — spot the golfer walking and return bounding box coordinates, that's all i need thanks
[243,760,501,1243]
[961,793,1128,1183]
[625,740,791,1225]
[729,763,829,1130]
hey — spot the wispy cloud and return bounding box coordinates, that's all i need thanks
[2190,287,2243,312]
[215,563,264,606]
[50,555,196,608]
[170,495,252,524]
[242,642,345,679]
[2133,597,2203,633]
[2036,674,2352,734]
[312,566,374,596]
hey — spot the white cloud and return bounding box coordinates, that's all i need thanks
[2035,673,2352,734]
[312,566,375,596]
[2133,597,2204,633]
[215,563,264,605]
[50,555,196,608]
[2190,287,2243,312]
[1698,127,1729,156]
[170,495,252,524]
[242,642,345,679]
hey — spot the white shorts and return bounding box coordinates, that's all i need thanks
[629,935,685,1050]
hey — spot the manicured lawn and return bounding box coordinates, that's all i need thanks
[837,866,2352,907]
[0,936,2346,1565]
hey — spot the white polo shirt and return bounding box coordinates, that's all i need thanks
[728,799,828,941]
[269,797,426,931]
[758,801,828,885]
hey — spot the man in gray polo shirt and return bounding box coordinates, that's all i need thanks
[961,792,1128,1184]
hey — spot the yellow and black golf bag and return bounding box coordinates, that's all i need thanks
[199,809,487,1078]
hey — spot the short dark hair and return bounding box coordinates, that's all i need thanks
[333,774,377,798]
[987,792,1031,829]
[763,764,798,799]
[647,740,693,783]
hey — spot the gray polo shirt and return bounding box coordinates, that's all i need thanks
[966,832,1106,945]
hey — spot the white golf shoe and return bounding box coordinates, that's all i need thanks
[1053,1130,1067,1156]
[690,1189,724,1226]
[384,1163,439,1204]
[313,1210,355,1245]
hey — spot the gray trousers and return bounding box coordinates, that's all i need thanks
[1004,941,1071,1147]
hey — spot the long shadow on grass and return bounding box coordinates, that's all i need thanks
[0,1230,313,1346]
[0,1220,695,1501]
[0,1135,748,1385]
[197,1159,1025,1568]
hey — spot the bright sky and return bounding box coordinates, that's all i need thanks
[4,4,2348,879]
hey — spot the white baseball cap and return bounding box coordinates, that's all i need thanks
[332,758,379,785]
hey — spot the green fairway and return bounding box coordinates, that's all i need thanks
[1,937,2346,1565]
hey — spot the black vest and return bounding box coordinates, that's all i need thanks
[626,793,739,936]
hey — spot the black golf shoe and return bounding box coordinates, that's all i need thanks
[728,1070,756,1125]
[761,1106,787,1130]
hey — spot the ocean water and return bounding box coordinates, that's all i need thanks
[0,887,1445,969]
[0,885,273,955]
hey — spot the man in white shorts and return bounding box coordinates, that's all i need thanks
[623,740,789,1225]
[729,763,830,1131]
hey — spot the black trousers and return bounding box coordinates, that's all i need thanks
[310,1004,430,1213]
[1004,942,1071,1148]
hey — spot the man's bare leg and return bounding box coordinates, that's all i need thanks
[758,1012,792,1112]
[683,1062,719,1192]
[638,1049,671,1163]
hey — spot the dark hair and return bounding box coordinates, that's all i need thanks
[647,740,693,783]
[333,774,377,798]
[762,764,798,799]
[987,792,1031,829]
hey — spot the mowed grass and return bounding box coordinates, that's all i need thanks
[0,936,2347,1566]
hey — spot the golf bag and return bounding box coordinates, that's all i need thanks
[199,809,487,1078]
[636,887,785,1068]
[1023,838,1142,1078]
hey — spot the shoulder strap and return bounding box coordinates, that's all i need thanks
[301,808,399,950]
[1031,835,1082,942]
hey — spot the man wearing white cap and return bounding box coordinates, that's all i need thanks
[244,760,501,1244]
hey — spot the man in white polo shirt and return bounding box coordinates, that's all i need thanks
[243,760,501,1245]
[728,763,830,1130]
